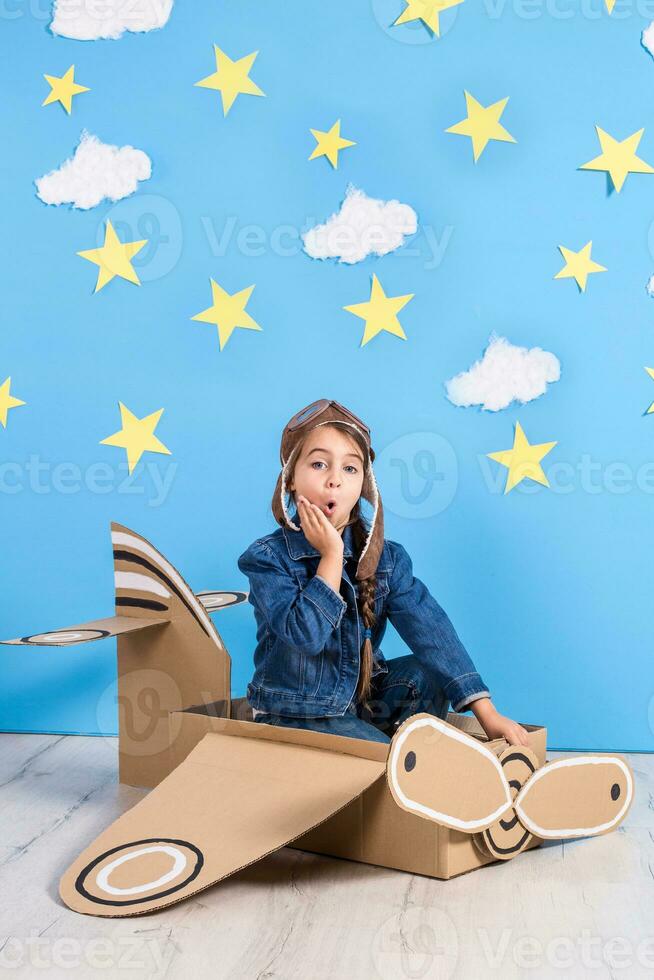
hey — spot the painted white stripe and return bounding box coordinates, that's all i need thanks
[112,530,224,651]
[388,716,513,833]
[197,591,239,611]
[514,755,634,839]
[95,845,187,896]
[114,571,171,599]
[32,630,95,643]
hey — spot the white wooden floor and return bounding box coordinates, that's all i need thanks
[0,733,652,980]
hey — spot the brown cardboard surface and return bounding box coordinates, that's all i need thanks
[59,731,386,917]
[162,704,389,792]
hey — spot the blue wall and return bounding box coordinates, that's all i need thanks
[2,0,653,751]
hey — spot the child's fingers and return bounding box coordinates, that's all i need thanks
[300,496,323,525]
[309,502,328,526]
[299,497,320,532]
[516,725,529,747]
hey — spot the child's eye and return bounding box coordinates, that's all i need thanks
[310,461,358,474]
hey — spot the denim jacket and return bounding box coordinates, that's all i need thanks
[236,517,491,718]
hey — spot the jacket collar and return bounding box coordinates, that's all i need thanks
[283,511,355,559]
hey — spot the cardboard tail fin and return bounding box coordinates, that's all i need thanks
[1,522,239,789]
[59,731,386,918]
[109,522,234,788]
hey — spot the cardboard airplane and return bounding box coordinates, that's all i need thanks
[1,522,635,918]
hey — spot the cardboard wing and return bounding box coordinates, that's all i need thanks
[0,616,169,646]
[59,730,386,917]
[386,713,634,857]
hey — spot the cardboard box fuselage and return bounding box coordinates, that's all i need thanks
[128,695,546,882]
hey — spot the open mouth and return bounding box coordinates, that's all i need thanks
[322,500,337,516]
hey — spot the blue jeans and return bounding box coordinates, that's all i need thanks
[250,653,449,743]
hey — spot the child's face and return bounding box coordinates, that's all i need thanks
[288,425,366,533]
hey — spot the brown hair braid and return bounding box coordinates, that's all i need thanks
[349,501,377,710]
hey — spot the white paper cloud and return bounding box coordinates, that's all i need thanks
[302,184,418,264]
[35,132,152,210]
[445,334,561,412]
[642,21,654,59]
[50,0,173,40]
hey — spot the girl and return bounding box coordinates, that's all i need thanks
[237,398,530,747]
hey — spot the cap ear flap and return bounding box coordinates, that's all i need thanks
[277,444,302,531]
[513,754,635,840]
[356,463,384,581]
[386,713,514,833]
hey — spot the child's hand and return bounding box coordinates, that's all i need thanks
[296,495,344,557]
[480,712,530,747]
[471,699,530,746]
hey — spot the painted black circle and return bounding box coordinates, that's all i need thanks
[404,751,416,772]
[611,783,620,801]
[75,837,204,906]
[23,628,111,644]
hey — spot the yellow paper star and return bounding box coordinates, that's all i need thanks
[487,421,557,494]
[580,126,654,193]
[0,377,26,428]
[445,91,516,162]
[100,402,171,475]
[644,367,654,414]
[194,45,265,116]
[554,241,607,292]
[191,279,262,351]
[77,220,147,293]
[393,0,464,36]
[605,0,615,12]
[343,274,414,347]
[42,65,89,115]
[308,120,356,169]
